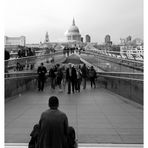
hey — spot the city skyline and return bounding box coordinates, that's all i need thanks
[5,0,143,44]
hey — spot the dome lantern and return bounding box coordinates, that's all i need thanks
[72,17,75,26]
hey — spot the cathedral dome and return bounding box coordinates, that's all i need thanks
[67,25,80,33]
[65,18,81,42]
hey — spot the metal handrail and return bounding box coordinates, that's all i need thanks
[89,49,144,56]
[5,75,38,80]
[97,72,143,75]
[83,50,144,64]
[5,71,143,76]
[4,51,63,62]
[5,71,143,81]
[5,71,37,75]
[98,74,143,82]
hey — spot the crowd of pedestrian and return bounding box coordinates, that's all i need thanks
[14,48,35,71]
[37,63,97,93]
[63,47,85,57]
[30,63,97,148]
[18,48,35,58]
[15,61,34,71]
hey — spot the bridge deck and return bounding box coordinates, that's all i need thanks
[5,84,143,144]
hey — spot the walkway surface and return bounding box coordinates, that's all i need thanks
[5,84,143,144]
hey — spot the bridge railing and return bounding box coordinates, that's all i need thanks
[84,49,143,61]
[82,50,143,72]
[5,51,64,71]
[96,72,143,105]
[83,50,143,64]
[5,72,38,99]
[97,72,143,79]
[5,71,143,105]
[84,47,144,61]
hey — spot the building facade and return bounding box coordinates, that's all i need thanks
[105,34,112,46]
[5,36,26,46]
[120,37,143,60]
[85,34,91,43]
[105,35,110,43]
[26,44,40,48]
[65,18,81,42]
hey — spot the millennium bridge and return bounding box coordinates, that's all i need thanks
[5,47,143,148]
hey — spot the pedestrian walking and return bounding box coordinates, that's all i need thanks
[37,63,47,91]
[49,65,56,89]
[81,64,88,89]
[61,65,67,90]
[56,66,63,91]
[89,66,97,88]
[75,65,82,92]
[66,63,77,94]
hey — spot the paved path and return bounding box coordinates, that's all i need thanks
[5,84,143,144]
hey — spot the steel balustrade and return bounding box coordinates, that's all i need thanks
[4,51,64,70]
[81,50,143,72]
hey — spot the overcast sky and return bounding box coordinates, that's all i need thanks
[5,0,143,44]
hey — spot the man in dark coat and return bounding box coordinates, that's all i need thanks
[75,65,82,92]
[49,65,56,89]
[37,63,47,91]
[56,66,63,90]
[71,65,77,93]
[37,96,68,148]
[89,66,97,88]
[66,64,77,94]
[81,64,88,89]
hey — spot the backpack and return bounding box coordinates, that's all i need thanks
[89,69,96,78]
